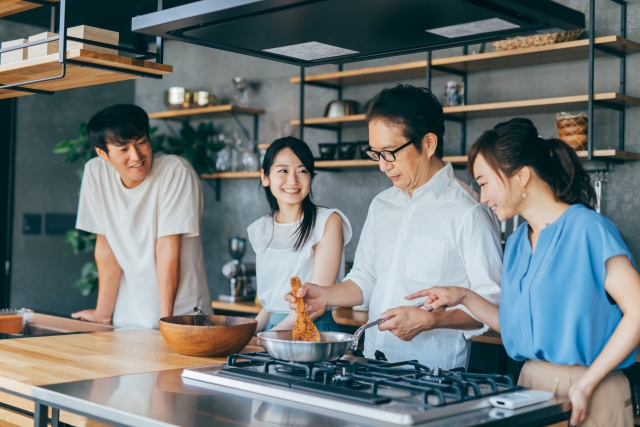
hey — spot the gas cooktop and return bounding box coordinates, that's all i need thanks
[183,352,523,425]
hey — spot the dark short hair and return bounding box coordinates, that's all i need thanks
[366,84,445,158]
[468,118,596,208]
[86,104,150,153]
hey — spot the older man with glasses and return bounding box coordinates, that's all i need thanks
[286,84,502,369]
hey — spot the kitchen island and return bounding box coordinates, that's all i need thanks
[0,326,572,427]
[0,329,261,426]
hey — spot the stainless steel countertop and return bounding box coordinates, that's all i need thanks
[32,368,570,427]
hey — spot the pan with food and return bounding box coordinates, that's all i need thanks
[257,281,426,362]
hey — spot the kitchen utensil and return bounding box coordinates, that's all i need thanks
[158,315,257,357]
[291,277,320,342]
[337,142,357,160]
[192,306,212,326]
[229,237,246,260]
[165,87,192,109]
[257,300,426,362]
[318,143,337,160]
[350,301,425,352]
[324,100,359,118]
[257,330,355,362]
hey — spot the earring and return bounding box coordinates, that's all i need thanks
[522,192,527,198]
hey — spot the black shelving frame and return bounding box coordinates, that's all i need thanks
[0,0,167,96]
[295,0,631,166]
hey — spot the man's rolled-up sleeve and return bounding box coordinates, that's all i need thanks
[344,201,378,306]
[456,205,502,339]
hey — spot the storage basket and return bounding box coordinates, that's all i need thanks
[555,112,588,150]
[492,29,584,51]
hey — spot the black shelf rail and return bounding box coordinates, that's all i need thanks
[295,0,632,167]
[0,0,167,96]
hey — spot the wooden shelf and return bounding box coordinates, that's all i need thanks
[0,0,58,19]
[290,93,640,125]
[444,92,640,119]
[201,150,638,180]
[148,104,265,120]
[290,114,366,127]
[0,49,172,100]
[211,300,261,314]
[290,36,640,87]
[201,171,261,179]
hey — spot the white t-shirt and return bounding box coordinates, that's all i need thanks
[247,207,352,313]
[76,154,212,329]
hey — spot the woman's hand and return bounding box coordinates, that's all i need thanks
[568,377,595,426]
[405,286,469,312]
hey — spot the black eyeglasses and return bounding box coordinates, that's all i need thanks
[365,138,417,162]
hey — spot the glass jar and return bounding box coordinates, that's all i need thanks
[444,81,464,107]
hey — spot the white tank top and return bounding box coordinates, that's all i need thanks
[247,207,352,313]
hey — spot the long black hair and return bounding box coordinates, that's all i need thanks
[468,118,596,208]
[261,137,317,251]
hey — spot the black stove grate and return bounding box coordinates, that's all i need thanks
[224,352,518,408]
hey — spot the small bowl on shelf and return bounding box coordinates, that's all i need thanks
[318,143,337,160]
[337,142,358,160]
[158,315,257,357]
[358,141,372,159]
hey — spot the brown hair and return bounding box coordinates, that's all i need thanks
[468,118,596,208]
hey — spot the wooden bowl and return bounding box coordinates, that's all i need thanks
[158,315,257,357]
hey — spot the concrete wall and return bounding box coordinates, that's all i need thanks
[1,21,135,314]
[5,0,640,312]
[136,0,640,300]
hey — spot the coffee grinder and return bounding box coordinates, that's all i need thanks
[219,237,256,302]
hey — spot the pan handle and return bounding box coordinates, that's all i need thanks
[349,301,426,352]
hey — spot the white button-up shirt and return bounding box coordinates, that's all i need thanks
[345,163,502,369]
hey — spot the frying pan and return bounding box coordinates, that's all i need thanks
[257,301,425,362]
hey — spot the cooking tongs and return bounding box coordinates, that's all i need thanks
[193,306,212,326]
[349,301,427,352]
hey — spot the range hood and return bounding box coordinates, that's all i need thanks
[132,0,585,67]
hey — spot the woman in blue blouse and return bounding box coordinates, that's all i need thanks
[408,118,640,427]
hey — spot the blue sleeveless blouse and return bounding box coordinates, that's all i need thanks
[500,204,637,368]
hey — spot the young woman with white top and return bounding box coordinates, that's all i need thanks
[247,137,352,340]
[411,118,640,427]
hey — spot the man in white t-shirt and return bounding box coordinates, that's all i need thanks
[71,104,212,329]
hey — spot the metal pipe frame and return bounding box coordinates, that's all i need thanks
[460,46,468,155]
[0,0,166,95]
[587,0,628,159]
[299,66,304,141]
[336,64,343,145]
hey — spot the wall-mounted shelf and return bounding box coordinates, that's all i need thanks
[148,104,264,143]
[0,0,58,19]
[290,36,640,87]
[148,104,265,120]
[0,49,172,100]
[290,92,640,127]
[201,150,640,181]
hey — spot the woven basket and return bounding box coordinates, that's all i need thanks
[556,112,588,150]
[493,29,584,51]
